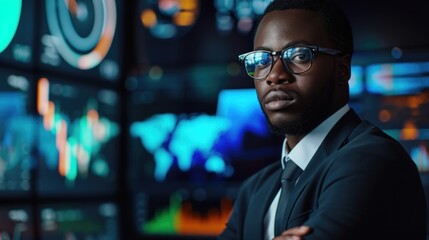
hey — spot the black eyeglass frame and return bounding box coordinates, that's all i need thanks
[238,45,343,79]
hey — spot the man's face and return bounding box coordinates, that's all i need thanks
[253,9,343,136]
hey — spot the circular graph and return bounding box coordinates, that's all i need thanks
[45,0,117,70]
[0,0,22,54]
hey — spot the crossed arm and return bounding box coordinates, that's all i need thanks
[273,226,312,240]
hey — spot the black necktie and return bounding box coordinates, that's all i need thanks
[274,159,303,236]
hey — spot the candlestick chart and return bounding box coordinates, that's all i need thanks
[36,76,121,196]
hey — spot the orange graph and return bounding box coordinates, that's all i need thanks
[143,195,232,236]
[177,198,232,235]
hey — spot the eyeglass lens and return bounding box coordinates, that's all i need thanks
[243,47,313,79]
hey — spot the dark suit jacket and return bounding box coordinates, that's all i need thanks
[219,109,426,240]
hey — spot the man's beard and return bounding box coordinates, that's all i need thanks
[265,110,321,136]
[262,87,336,136]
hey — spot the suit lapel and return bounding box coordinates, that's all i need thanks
[283,109,362,227]
[245,163,282,239]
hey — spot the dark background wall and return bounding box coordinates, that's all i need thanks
[0,0,428,239]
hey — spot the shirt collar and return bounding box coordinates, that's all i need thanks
[281,104,350,170]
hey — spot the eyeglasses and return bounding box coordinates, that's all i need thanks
[238,45,342,79]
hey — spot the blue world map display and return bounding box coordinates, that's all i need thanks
[130,89,275,182]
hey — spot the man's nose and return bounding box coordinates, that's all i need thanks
[264,58,294,85]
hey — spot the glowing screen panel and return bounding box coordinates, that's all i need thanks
[39,202,119,240]
[128,86,280,184]
[36,76,121,196]
[366,61,429,95]
[136,0,273,67]
[364,62,429,173]
[349,66,364,98]
[127,68,281,237]
[135,189,232,237]
[0,67,35,196]
[0,0,35,67]
[0,205,34,240]
[38,0,122,81]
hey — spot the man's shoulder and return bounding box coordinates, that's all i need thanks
[347,120,407,151]
[333,120,416,170]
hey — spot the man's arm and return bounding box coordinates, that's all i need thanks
[273,226,312,240]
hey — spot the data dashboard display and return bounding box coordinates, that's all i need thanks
[126,69,281,186]
[125,67,281,237]
[36,76,121,196]
[136,0,273,67]
[349,66,364,98]
[0,205,34,240]
[38,0,122,81]
[134,189,232,237]
[0,0,35,67]
[39,202,119,240]
[363,61,429,173]
[0,67,35,196]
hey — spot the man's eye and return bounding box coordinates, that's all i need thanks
[290,51,311,63]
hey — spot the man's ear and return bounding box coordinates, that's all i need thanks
[337,54,352,85]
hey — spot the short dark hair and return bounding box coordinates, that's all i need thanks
[260,0,354,55]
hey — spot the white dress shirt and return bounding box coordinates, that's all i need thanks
[264,104,350,240]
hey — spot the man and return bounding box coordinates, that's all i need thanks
[218,0,426,239]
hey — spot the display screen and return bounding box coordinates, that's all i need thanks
[363,61,429,173]
[127,67,280,185]
[0,67,35,196]
[39,202,119,240]
[38,0,122,81]
[366,61,429,95]
[136,0,273,67]
[363,93,429,173]
[35,76,121,196]
[126,67,281,237]
[349,66,364,98]
[0,205,34,240]
[0,0,35,67]
[134,188,233,237]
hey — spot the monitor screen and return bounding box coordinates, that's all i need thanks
[37,0,123,81]
[366,61,429,95]
[362,93,429,173]
[134,188,233,237]
[39,202,119,240]
[0,67,36,196]
[136,0,273,67]
[349,66,364,98]
[127,68,281,186]
[0,205,34,240]
[126,67,282,237]
[35,76,121,196]
[0,0,35,67]
[364,62,429,173]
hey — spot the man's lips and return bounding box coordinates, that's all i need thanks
[263,90,295,111]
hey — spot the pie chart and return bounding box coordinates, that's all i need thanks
[0,0,22,54]
[45,0,117,70]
